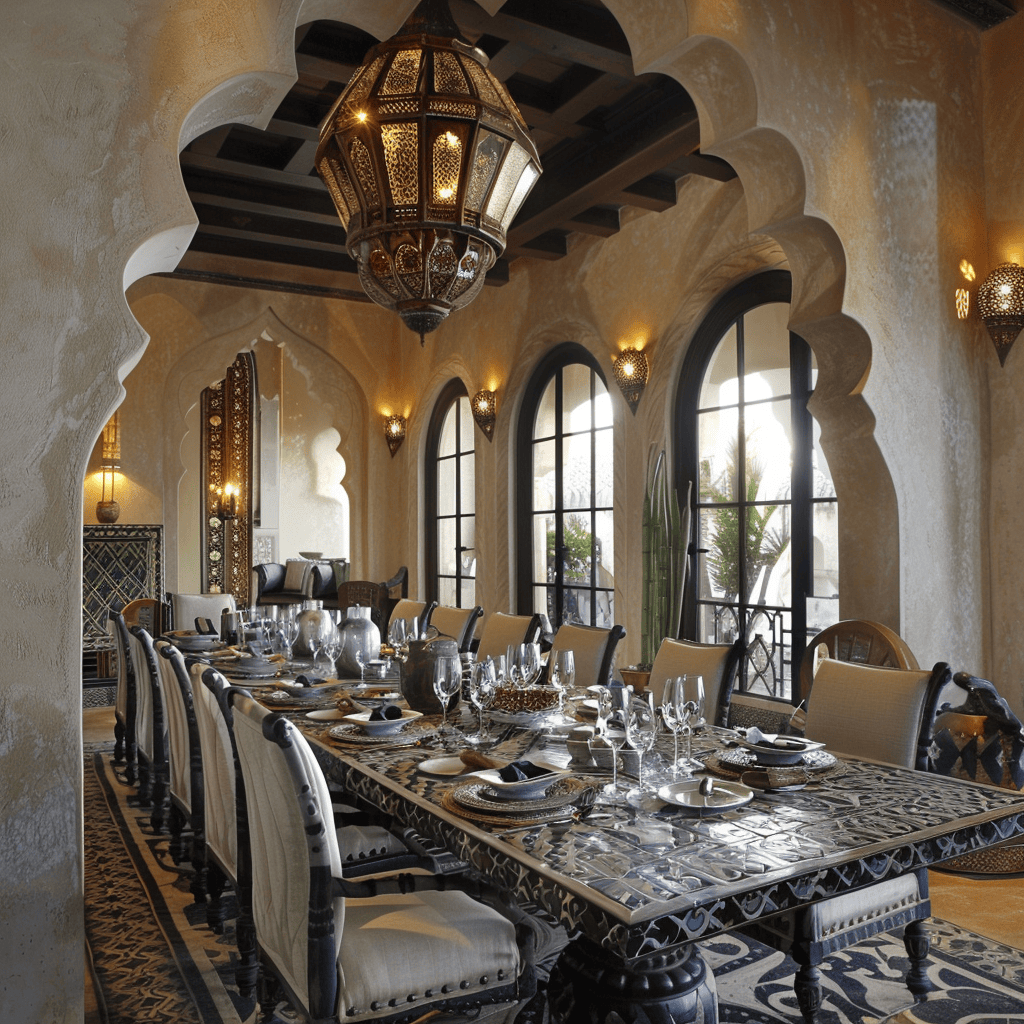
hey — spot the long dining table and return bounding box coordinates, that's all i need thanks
[268,698,1024,1024]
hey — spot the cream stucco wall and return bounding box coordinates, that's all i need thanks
[2,0,1022,1020]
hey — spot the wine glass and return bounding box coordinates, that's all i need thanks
[306,618,326,676]
[549,649,575,721]
[280,615,299,663]
[433,653,463,748]
[518,643,542,689]
[322,632,342,677]
[388,616,408,653]
[625,695,657,792]
[491,653,508,688]
[466,659,497,745]
[506,644,523,689]
[661,677,686,777]
[678,674,706,771]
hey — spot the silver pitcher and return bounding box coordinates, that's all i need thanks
[336,605,381,678]
[294,600,338,657]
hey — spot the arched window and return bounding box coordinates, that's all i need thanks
[676,272,838,701]
[517,344,614,627]
[425,380,475,607]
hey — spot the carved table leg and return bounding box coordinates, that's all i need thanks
[548,938,717,1023]
[794,962,822,1024]
[903,920,936,1001]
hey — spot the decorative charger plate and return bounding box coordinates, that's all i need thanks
[340,709,423,736]
[167,630,223,650]
[441,776,594,827]
[472,761,570,799]
[715,747,837,773]
[327,720,437,747]
[729,733,825,766]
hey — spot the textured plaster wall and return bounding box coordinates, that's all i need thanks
[2,0,1022,1019]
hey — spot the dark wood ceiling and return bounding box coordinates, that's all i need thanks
[169,0,1016,302]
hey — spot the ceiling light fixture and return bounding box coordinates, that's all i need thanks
[471,389,497,440]
[613,347,649,414]
[315,0,542,344]
[978,262,1024,366]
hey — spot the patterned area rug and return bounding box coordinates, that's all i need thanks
[84,744,1024,1023]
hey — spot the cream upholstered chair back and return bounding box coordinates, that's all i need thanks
[475,612,542,661]
[427,605,482,652]
[128,628,165,762]
[229,692,344,1017]
[804,657,956,768]
[193,666,239,879]
[154,641,192,814]
[108,610,132,730]
[648,637,744,728]
[387,598,431,634]
[170,592,237,633]
[548,622,625,689]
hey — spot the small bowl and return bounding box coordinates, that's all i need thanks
[474,760,570,799]
[298,550,322,560]
[340,709,422,736]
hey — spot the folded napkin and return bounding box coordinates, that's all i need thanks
[740,727,804,750]
[369,703,403,722]
[459,749,502,771]
[497,759,551,783]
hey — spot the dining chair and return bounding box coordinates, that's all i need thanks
[386,598,434,637]
[107,608,138,781]
[168,591,237,633]
[336,580,389,632]
[547,622,625,689]
[127,626,169,833]
[647,636,745,728]
[777,656,958,1022]
[474,612,543,662]
[424,604,483,653]
[227,689,534,1024]
[154,641,207,903]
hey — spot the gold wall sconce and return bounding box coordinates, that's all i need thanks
[612,347,649,414]
[471,389,497,441]
[385,414,407,457]
[978,262,1024,366]
[96,412,121,523]
[210,482,239,521]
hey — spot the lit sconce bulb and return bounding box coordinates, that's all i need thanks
[960,260,976,283]
[357,111,367,122]
[471,389,497,441]
[612,347,650,414]
[438,187,453,199]
[444,131,458,146]
[384,414,407,457]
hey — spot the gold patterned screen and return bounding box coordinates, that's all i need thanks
[201,351,258,605]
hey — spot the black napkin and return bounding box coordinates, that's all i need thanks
[369,703,403,722]
[294,674,314,688]
[497,759,551,783]
[195,616,218,635]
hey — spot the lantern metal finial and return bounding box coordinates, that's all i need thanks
[314,0,542,341]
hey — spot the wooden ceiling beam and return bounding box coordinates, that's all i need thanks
[564,205,621,237]
[611,175,679,212]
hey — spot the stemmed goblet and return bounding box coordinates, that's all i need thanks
[432,653,463,748]
[306,619,326,677]
[517,643,542,689]
[549,649,576,726]
[678,674,706,772]
[625,694,658,792]
[661,677,686,777]
[506,644,523,689]
[465,658,497,745]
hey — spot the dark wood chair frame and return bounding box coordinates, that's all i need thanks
[130,626,170,833]
[108,607,138,784]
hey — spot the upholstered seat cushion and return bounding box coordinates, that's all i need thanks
[337,889,520,1020]
[801,872,925,945]
[284,559,313,593]
[339,824,407,862]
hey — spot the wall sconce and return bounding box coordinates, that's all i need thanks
[978,262,1024,366]
[210,482,238,521]
[612,348,649,414]
[471,389,497,441]
[385,414,407,457]
[96,412,121,523]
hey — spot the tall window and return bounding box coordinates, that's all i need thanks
[517,345,614,627]
[676,272,838,701]
[426,380,475,607]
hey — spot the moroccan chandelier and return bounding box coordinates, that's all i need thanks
[315,0,542,342]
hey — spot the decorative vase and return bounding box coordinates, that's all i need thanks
[399,633,461,713]
[96,500,121,523]
[336,605,381,678]
[294,600,337,657]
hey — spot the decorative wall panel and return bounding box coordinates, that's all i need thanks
[82,525,164,639]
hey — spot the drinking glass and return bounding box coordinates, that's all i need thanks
[678,674,706,771]
[661,677,686,776]
[466,659,497,745]
[517,643,542,689]
[388,617,408,652]
[625,695,657,792]
[549,649,575,713]
[306,619,326,676]
[433,653,463,747]
[322,633,342,677]
[491,653,508,688]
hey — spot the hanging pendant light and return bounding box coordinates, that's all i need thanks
[314,0,542,343]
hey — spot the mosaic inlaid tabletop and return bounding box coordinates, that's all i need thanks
[291,709,1024,962]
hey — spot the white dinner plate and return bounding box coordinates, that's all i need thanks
[656,778,754,816]
[340,709,423,736]
[305,708,348,722]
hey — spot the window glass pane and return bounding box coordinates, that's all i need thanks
[562,512,593,584]
[532,512,553,586]
[439,402,457,456]
[742,303,791,400]
[533,584,552,619]
[563,435,592,511]
[812,417,836,499]
[562,363,592,434]
[700,324,737,408]
[439,577,457,607]
[745,502,790,606]
[698,407,739,504]
[460,578,475,609]
[437,518,457,575]
[594,509,614,583]
[459,452,475,513]
[458,396,474,451]
[535,378,556,439]
[746,398,793,502]
[532,439,556,511]
[461,515,476,559]
[563,587,588,625]
[811,499,839,598]
[594,426,613,506]
[593,385,612,428]
[697,602,740,645]
[437,458,456,516]
[593,590,614,629]
[698,507,737,601]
